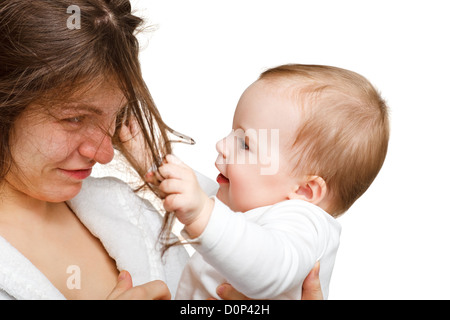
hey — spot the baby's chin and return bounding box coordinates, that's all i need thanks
[216,189,237,211]
[216,190,253,213]
[215,189,228,206]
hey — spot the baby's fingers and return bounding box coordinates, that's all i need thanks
[144,163,178,185]
[144,171,160,186]
[165,154,184,166]
[159,178,185,195]
[163,194,184,214]
[157,162,190,181]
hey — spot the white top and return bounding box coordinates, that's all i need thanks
[0,177,189,300]
[176,197,341,300]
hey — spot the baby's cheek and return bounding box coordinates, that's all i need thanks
[228,184,256,213]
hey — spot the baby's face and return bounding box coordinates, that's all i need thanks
[215,80,301,212]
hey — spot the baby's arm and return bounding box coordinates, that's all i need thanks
[150,155,214,238]
[153,156,325,299]
[193,198,322,299]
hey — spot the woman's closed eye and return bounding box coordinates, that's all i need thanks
[64,116,85,123]
[59,115,87,130]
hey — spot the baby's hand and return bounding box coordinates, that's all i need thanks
[148,155,214,238]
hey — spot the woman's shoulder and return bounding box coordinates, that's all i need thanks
[81,176,132,193]
[74,176,143,205]
[67,176,156,223]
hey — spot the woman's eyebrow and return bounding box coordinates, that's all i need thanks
[61,103,104,115]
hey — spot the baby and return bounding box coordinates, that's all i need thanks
[150,64,389,299]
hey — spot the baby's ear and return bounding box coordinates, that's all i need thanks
[288,176,327,206]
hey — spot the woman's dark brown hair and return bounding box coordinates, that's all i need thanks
[0,0,173,190]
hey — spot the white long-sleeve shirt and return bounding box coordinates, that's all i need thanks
[175,197,341,300]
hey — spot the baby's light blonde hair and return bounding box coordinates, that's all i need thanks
[259,64,389,216]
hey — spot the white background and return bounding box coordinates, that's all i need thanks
[101,0,450,299]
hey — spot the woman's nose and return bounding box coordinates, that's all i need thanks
[78,130,115,165]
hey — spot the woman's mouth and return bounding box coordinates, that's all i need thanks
[59,168,93,180]
[216,173,230,184]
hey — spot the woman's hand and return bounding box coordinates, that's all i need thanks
[106,270,171,300]
[301,262,323,300]
[216,262,323,300]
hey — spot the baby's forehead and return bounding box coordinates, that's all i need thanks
[236,80,303,140]
[255,78,319,105]
[248,78,318,121]
[255,76,353,118]
[238,79,303,118]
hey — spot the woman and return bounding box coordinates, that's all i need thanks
[0,0,322,299]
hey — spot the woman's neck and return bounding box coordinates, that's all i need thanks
[0,181,64,227]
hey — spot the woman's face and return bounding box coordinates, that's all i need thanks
[5,81,126,203]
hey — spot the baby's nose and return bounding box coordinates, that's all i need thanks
[215,137,228,159]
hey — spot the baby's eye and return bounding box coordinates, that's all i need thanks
[238,138,249,150]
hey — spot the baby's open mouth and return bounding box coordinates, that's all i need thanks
[216,173,230,184]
